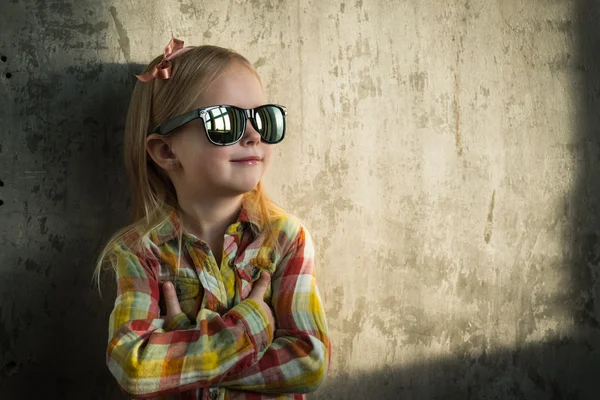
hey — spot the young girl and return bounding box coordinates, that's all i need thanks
[94,37,330,399]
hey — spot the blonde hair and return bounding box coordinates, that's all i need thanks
[93,44,285,291]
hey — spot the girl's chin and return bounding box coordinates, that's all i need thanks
[184,174,263,197]
[221,180,262,196]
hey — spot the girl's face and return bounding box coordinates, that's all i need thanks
[168,62,273,200]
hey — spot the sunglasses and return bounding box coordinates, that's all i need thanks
[150,104,287,146]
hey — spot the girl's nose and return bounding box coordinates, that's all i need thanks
[241,119,261,145]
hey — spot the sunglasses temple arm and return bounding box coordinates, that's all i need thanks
[153,109,201,135]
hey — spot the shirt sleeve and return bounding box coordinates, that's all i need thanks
[220,226,331,394]
[106,243,274,399]
[164,312,193,331]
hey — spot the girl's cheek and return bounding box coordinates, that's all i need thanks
[262,147,274,166]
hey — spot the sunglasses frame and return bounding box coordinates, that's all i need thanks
[150,104,287,146]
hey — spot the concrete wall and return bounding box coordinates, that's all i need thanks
[1,0,599,398]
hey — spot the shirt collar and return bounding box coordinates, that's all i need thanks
[150,198,262,246]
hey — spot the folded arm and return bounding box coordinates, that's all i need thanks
[106,244,273,398]
[220,227,331,394]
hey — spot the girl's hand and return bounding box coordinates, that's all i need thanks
[162,282,183,328]
[247,271,276,329]
[161,273,275,330]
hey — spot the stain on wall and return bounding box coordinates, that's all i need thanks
[1,0,599,399]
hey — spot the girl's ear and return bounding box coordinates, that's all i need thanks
[146,134,177,170]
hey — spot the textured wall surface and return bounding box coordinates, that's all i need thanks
[1,0,600,399]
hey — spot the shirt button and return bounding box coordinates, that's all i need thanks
[209,389,219,399]
[252,267,259,277]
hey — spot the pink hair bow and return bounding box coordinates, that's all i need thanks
[135,37,194,82]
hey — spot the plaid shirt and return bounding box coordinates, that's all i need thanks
[106,204,331,399]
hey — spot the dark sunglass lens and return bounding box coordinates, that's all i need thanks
[255,106,285,143]
[204,106,245,144]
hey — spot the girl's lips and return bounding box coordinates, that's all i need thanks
[232,159,260,165]
[231,156,262,162]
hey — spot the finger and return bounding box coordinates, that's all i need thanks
[250,271,270,298]
[266,306,276,328]
[162,282,182,315]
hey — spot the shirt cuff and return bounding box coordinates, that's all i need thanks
[165,312,192,331]
[230,299,274,361]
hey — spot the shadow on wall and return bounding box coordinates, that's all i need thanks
[318,337,600,399]
[0,61,139,398]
